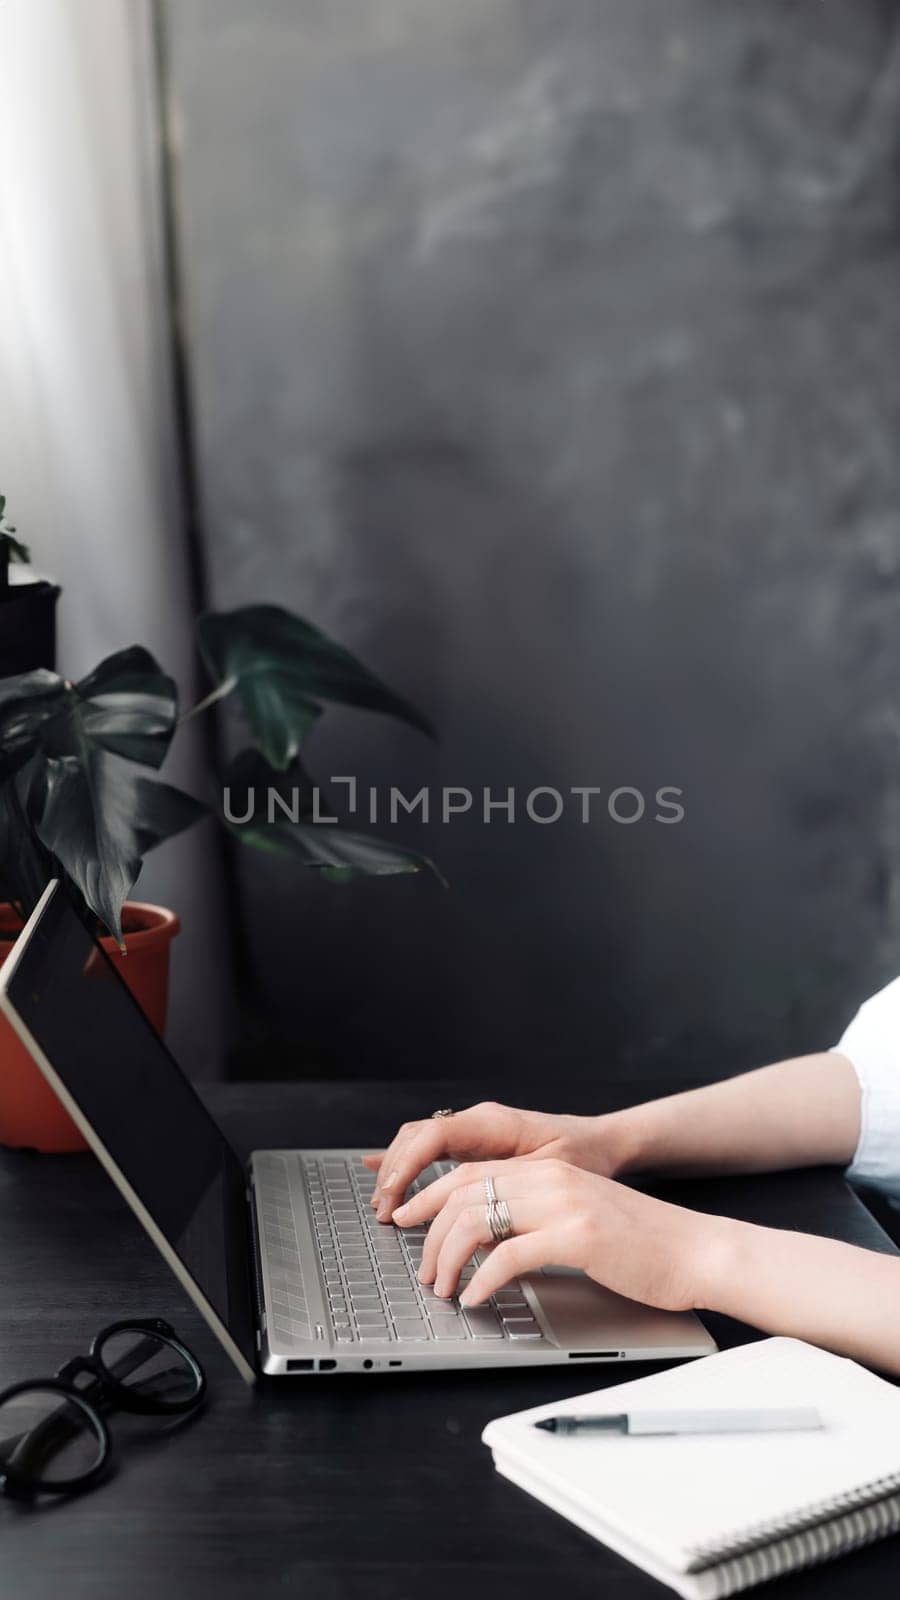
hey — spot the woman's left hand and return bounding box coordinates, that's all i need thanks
[393,1158,726,1312]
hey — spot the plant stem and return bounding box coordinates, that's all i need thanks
[178,674,238,725]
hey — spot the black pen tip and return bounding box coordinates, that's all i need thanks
[534,1418,556,1432]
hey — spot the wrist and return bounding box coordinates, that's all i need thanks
[687,1212,749,1313]
[594,1107,650,1177]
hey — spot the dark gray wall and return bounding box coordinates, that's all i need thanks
[165,0,900,1087]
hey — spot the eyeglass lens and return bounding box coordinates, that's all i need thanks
[96,1327,201,1408]
[0,1387,104,1487]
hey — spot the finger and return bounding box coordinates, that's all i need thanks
[460,1232,559,1307]
[415,1170,545,1282]
[361,1153,385,1173]
[429,1204,494,1299]
[431,1196,550,1298]
[374,1106,500,1217]
[394,1157,542,1228]
[371,1120,447,1217]
[373,1122,422,1196]
[416,1180,486,1282]
[372,1120,436,1213]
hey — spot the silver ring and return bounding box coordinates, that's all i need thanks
[483,1175,498,1207]
[488,1198,514,1244]
[431,1108,454,1120]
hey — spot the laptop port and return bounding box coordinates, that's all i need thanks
[318,1359,337,1371]
[287,1359,315,1371]
[568,1351,622,1359]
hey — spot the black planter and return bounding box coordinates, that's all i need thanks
[0,581,61,676]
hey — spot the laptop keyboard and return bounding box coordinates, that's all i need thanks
[303,1154,545,1346]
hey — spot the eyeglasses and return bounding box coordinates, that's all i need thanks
[0,1318,206,1497]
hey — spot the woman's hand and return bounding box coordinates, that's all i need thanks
[363,1102,627,1222]
[393,1157,723,1311]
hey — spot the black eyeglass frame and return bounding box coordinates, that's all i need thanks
[0,1318,206,1496]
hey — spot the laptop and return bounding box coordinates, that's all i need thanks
[0,881,716,1382]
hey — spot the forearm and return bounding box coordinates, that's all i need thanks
[603,1053,861,1178]
[697,1217,900,1375]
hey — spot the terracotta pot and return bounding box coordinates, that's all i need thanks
[0,900,180,1153]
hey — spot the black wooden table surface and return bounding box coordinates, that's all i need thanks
[1,1078,897,1600]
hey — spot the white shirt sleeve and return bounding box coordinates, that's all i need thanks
[835,976,900,1197]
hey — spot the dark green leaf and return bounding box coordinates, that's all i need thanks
[130,776,208,854]
[28,748,204,945]
[196,605,434,771]
[0,531,30,564]
[221,747,442,883]
[0,496,29,564]
[231,814,436,880]
[28,752,140,945]
[222,745,319,818]
[73,646,179,768]
[0,650,178,776]
[0,670,68,774]
[0,764,53,912]
[0,667,63,715]
[0,650,190,937]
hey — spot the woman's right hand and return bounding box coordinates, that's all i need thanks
[363,1101,628,1221]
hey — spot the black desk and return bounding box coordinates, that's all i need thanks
[1,1079,897,1600]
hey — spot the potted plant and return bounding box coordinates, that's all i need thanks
[0,598,436,1152]
[0,495,60,677]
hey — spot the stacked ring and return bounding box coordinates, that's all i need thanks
[488,1199,514,1243]
[482,1174,514,1242]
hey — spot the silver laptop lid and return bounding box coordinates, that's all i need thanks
[0,881,257,1383]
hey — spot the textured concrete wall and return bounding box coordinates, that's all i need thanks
[165,0,900,1086]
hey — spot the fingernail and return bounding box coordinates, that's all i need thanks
[417,1266,433,1284]
[383,1170,398,1190]
[459,1294,478,1309]
[394,1202,409,1220]
[377,1202,392,1221]
[371,1190,380,1208]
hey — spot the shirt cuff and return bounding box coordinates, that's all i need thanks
[835,975,900,1198]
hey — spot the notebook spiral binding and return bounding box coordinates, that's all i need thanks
[686,1473,900,1598]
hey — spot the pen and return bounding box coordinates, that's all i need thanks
[534,1407,824,1436]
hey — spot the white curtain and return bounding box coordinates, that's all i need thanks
[0,0,231,1077]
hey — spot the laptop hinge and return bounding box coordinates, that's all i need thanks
[245,1176,267,1335]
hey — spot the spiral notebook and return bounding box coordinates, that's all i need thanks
[482,1337,900,1598]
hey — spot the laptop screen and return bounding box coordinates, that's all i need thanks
[0,883,257,1377]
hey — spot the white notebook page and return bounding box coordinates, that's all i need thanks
[482,1337,900,1573]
